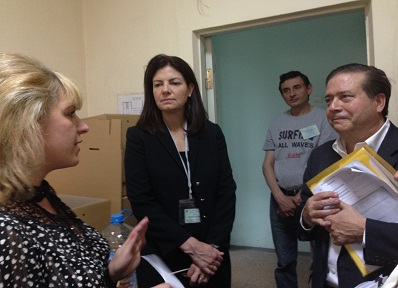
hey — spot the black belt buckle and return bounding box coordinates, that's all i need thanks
[280,187,300,196]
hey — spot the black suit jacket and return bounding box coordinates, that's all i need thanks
[125,121,236,265]
[297,122,398,287]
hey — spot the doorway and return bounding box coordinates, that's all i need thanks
[204,9,367,250]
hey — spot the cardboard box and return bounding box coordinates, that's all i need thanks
[84,113,140,194]
[46,114,139,215]
[59,194,110,231]
[84,114,140,157]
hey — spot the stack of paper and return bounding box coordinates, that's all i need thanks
[307,145,398,276]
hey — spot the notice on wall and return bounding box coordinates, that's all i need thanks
[117,93,144,115]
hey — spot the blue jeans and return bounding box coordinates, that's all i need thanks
[270,194,298,288]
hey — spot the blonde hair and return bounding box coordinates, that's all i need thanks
[0,53,83,204]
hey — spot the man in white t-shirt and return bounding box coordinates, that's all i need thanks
[262,71,337,288]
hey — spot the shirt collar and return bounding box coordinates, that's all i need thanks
[332,119,390,157]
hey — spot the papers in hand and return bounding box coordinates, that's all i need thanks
[141,254,185,288]
[354,274,388,288]
[354,263,398,288]
[307,145,398,277]
[381,264,398,288]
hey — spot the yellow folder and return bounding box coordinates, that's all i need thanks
[306,145,398,277]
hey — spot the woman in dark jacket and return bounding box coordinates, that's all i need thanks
[125,54,236,287]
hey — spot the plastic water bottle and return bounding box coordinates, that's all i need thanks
[101,209,138,288]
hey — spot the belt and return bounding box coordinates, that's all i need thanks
[279,186,301,196]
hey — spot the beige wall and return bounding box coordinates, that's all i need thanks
[82,0,398,122]
[0,0,88,116]
[0,0,397,121]
[369,0,398,122]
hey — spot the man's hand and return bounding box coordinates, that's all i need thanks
[302,191,340,228]
[276,193,299,217]
[293,191,302,206]
[325,201,366,245]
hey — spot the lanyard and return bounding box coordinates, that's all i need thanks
[167,122,193,199]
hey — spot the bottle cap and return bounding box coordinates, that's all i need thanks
[110,209,133,224]
[110,213,124,224]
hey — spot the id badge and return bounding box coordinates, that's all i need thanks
[300,124,320,139]
[179,198,201,225]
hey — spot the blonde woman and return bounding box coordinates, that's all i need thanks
[0,52,170,288]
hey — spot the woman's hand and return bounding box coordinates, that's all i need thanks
[108,217,149,282]
[152,284,172,288]
[185,263,211,286]
[180,237,223,276]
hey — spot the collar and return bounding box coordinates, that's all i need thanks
[31,180,51,203]
[332,119,390,157]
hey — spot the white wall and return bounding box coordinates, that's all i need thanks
[81,0,398,123]
[82,1,182,115]
[370,0,398,122]
[0,0,88,116]
[1,0,396,121]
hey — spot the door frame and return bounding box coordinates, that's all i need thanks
[192,1,372,121]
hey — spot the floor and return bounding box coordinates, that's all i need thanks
[230,246,312,288]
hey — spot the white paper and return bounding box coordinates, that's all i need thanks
[355,280,381,288]
[142,254,185,288]
[381,264,398,288]
[312,160,398,275]
[312,160,398,222]
[117,93,144,115]
[355,274,388,288]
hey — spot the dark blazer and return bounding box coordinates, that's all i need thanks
[297,122,398,288]
[125,121,236,263]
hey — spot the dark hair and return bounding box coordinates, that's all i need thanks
[326,63,391,119]
[137,54,208,135]
[278,71,311,94]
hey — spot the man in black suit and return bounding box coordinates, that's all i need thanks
[297,63,398,287]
